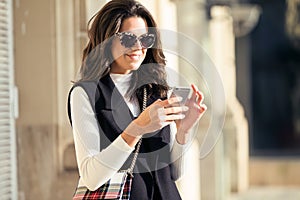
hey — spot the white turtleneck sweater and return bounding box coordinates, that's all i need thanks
[70,73,186,191]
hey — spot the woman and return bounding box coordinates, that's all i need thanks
[68,0,206,199]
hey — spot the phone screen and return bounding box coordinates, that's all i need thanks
[171,87,191,103]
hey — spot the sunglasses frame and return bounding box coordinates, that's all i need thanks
[115,32,156,49]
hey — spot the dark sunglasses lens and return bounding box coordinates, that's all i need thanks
[120,34,137,48]
[140,34,155,48]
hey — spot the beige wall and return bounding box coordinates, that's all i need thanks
[14,0,57,126]
[14,0,59,199]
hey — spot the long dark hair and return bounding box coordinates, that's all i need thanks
[77,0,169,99]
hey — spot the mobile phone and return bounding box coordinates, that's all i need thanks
[171,87,191,104]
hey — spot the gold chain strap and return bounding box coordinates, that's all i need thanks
[120,87,146,177]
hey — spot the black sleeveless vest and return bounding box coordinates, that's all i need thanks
[67,74,182,200]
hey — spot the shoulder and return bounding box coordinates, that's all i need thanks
[70,80,100,99]
[67,81,100,122]
[70,86,88,101]
[70,81,98,96]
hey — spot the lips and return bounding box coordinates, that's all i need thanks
[126,53,142,61]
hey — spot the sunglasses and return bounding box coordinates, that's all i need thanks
[115,32,156,49]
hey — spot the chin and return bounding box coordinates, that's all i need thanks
[129,62,143,70]
[130,65,141,71]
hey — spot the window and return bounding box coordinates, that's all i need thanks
[0,0,18,199]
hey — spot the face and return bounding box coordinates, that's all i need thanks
[110,17,149,74]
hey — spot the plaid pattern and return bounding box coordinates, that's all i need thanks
[73,172,132,200]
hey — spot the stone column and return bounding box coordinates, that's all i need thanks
[209,6,249,193]
[172,0,210,199]
[55,0,76,173]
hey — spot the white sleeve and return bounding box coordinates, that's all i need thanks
[169,122,188,181]
[70,86,135,191]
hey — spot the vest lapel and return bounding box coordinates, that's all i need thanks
[97,74,135,134]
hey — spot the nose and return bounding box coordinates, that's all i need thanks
[131,39,144,50]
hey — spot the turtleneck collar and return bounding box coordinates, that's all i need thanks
[109,72,132,84]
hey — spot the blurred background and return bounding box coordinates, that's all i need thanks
[1,0,300,199]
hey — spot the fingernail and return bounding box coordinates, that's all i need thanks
[180,114,185,119]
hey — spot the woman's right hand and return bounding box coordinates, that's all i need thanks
[124,96,188,138]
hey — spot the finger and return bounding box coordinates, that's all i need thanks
[165,114,185,121]
[191,84,198,92]
[196,91,204,105]
[164,106,189,115]
[160,121,172,128]
[200,104,207,113]
[159,96,183,107]
[191,102,201,111]
[158,112,167,121]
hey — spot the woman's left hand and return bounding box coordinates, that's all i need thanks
[175,84,207,144]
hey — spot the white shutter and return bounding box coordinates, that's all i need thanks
[0,0,18,199]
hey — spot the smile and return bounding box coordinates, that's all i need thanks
[126,54,142,61]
